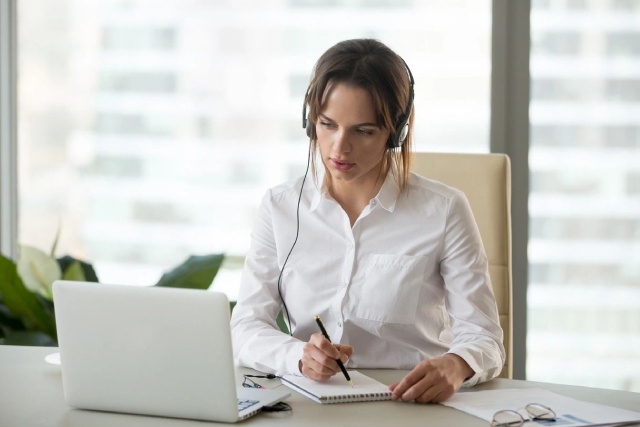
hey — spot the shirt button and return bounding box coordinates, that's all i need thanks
[371,200,377,206]
[338,321,342,327]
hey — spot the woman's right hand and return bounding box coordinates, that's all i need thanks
[299,333,353,381]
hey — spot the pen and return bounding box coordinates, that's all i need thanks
[314,315,353,388]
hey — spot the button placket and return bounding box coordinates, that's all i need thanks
[334,227,355,337]
[342,238,355,288]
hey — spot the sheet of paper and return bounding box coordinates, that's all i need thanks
[441,388,640,427]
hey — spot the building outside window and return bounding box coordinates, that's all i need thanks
[528,0,640,392]
[16,0,640,392]
[17,0,490,298]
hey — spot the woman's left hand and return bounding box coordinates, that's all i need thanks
[388,354,474,403]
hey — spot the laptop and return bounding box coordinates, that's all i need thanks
[52,280,290,423]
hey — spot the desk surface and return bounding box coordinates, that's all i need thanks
[2,346,639,427]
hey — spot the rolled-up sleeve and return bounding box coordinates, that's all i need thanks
[230,191,305,376]
[440,191,506,386]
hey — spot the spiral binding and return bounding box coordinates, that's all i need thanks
[325,392,392,403]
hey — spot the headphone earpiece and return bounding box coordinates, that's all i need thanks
[397,123,409,146]
[304,116,314,139]
[303,58,414,148]
[388,65,414,149]
[302,90,315,139]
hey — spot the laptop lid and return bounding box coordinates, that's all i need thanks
[53,280,289,423]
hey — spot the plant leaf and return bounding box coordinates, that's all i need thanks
[155,254,225,290]
[0,253,57,341]
[50,220,61,258]
[57,256,99,282]
[276,309,290,334]
[2,330,57,346]
[62,261,86,281]
[0,300,26,331]
[35,293,55,319]
[17,245,61,300]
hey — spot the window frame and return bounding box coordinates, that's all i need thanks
[491,0,531,381]
[0,0,18,261]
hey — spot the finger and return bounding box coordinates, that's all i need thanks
[301,355,338,379]
[408,367,460,402]
[313,350,343,372]
[301,364,332,382]
[309,333,341,359]
[301,366,333,381]
[303,341,342,373]
[430,390,451,404]
[390,364,429,400]
[388,382,399,392]
[415,383,452,404]
[416,376,458,403]
[303,337,335,366]
[335,345,353,363]
[335,344,353,357]
[399,373,438,402]
[302,345,340,376]
[402,363,452,402]
[397,368,442,401]
[412,382,440,403]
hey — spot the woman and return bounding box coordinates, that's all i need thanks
[231,39,504,403]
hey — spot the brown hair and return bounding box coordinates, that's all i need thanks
[305,39,414,192]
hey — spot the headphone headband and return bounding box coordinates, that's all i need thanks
[303,58,415,148]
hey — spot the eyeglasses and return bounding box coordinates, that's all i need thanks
[490,403,556,427]
[242,376,265,389]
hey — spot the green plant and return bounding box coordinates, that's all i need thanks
[0,244,224,346]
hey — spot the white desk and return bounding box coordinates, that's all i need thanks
[2,346,639,427]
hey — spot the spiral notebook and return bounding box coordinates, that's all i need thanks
[281,371,392,404]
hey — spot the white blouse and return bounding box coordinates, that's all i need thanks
[231,171,505,386]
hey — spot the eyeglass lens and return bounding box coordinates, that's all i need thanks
[525,403,556,420]
[491,410,525,427]
[242,376,266,389]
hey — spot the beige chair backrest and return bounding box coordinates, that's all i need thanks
[411,152,513,379]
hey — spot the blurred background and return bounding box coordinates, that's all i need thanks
[13,0,640,391]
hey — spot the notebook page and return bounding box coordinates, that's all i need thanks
[281,371,391,404]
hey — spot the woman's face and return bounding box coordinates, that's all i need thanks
[315,83,390,190]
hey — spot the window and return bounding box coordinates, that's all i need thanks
[17,1,490,300]
[529,0,640,392]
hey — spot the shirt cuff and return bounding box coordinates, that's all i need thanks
[446,349,482,388]
[285,341,306,376]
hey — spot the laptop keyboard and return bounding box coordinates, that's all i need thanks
[238,399,260,412]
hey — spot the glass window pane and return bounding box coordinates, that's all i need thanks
[529,0,640,392]
[18,0,490,301]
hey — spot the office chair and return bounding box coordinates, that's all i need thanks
[411,152,513,379]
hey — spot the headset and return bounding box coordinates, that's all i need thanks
[277,57,415,335]
[302,58,415,149]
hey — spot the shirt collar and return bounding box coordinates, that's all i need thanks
[309,167,325,213]
[374,172,400,212]
[309,168,400,213]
